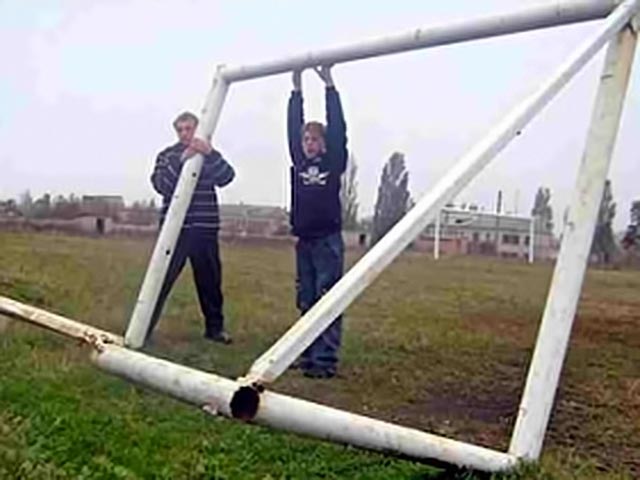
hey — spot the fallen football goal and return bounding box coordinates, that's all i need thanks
[1,0,638,473]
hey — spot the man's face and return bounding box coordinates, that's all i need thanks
[302,130,325,159]
[175,119,197,145]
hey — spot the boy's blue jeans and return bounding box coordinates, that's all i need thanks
[295,232,344,373]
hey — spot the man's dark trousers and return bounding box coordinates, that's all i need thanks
[147,229,224,338]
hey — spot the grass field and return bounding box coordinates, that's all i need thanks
[0,231,638,479]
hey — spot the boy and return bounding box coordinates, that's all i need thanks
[287,66,348,379]
[148,111,234,345]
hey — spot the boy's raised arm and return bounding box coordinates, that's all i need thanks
[318,66,347,173]
[287,70,305,164]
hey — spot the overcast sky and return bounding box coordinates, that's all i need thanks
[1,0,638,231]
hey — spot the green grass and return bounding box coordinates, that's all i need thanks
[0,232,638,479]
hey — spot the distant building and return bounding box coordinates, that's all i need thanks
[219,204,289,237]
[118,204,159,226]
[81,195,125,218]
[0,199,20,218]
[417,207,557,261]
[0,195,557,259]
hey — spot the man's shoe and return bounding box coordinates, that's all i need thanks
[290,358,308,370]
[204,331,233,345]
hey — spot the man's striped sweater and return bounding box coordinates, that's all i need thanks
[151,142,235,234]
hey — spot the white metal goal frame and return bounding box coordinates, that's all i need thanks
[1,0,638,473]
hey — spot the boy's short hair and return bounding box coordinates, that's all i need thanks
[303,121,326,138]
[173,111,199,129]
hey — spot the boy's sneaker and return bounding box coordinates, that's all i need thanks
[302,366,336,379]
[204,331,233,345]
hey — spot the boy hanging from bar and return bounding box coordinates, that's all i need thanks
[287,65,348,379]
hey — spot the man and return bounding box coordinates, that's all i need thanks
[148,111,234,344]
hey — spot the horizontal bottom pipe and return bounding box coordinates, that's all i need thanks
[93,345,517,472]
[2,296,517,472]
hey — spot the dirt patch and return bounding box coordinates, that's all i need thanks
[549,385,640,475]
[421,390,517,424]
[380,378,522,450]
[572,308,640,349]
[460,312,538,348]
